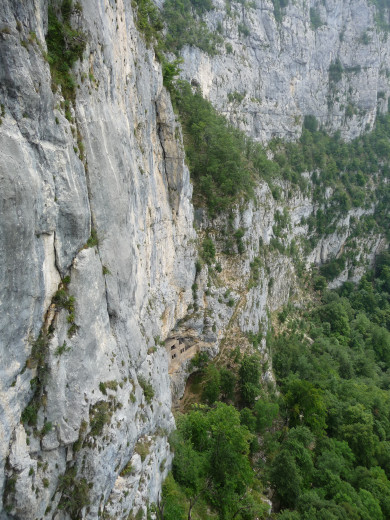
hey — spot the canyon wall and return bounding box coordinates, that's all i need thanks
[180,0,390,141]
[0,0,388,518]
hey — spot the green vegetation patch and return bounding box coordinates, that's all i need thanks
[165,402,269,519]
[329,58,343,83]
[52,278,78,337]
[58,466,90,517]
[272,0,289,23]
[99,380,118,395]
[89,401,112,436]
[46,0,86,101]
[267,252,390,516]
[21,328,54,429]
[163,0,222,55]
[201,236,216,264]
[319,254,346,281]
[120,461,134,476]
[159,343,280,518]
[132,0,164,47]
[171,81,259,215]
[138,376,155,404]
[310,7,323,30]
[85,228,99,248]
[134,439,151,462]
[132,0,222,56]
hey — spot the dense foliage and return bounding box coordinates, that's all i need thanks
[171,78,390,237]
[268,251,390,518]
[171,82,258,214]
[159,401,273,520]
[162,253,390,519]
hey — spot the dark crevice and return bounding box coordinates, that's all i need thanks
[155,101,169,187]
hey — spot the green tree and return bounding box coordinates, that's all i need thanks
[270,450,302,508]
[171,403,254,520]
[201,236,216,264]
[358,489,383,520]
[239,355,261,407]
[207,404,254,518]
[220,367,236,401]
[202,365,221,405]
[318,300,351,342]
[240,408,256,432]
[254,398,279,433]
[158,473,187,520]
[162,57,183,92]
[284,379,327,435]
[370,325,390,364]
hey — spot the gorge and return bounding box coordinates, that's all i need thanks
[0,0,390,518]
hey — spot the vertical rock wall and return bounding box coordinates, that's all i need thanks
[179,0,390,141]
[0,0,195,518]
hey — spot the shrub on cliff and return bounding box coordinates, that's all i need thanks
[46,0,86,101]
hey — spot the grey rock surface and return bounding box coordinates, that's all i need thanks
[178,0,390,142]
[0,0,194,517]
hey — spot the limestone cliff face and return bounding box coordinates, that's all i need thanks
[179,0,390,142]
[0,1,195,518]
[165,0,390,398]
[0,0,388,518]
[169,180,386,400]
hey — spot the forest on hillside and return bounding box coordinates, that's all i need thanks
[155,252,390,520]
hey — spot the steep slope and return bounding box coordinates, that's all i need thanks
[178,0,390,141]
[0,1,195,518]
